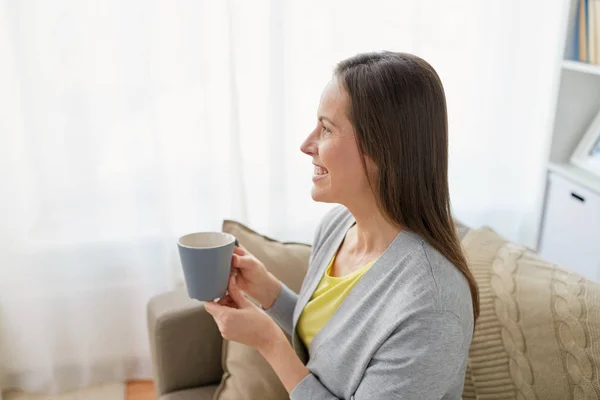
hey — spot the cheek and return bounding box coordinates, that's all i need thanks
[321,142,368,183]
[319,142,345,173]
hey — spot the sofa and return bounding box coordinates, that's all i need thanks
[147,220,600,400]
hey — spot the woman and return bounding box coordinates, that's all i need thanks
[204,51,479,400]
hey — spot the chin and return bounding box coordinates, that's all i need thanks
[311,186,336,203]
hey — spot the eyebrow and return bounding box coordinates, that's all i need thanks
[318,116,337,128]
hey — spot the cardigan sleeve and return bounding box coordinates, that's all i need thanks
[263,282,298,336]
[263,206,333,335]
[290,312,467,400]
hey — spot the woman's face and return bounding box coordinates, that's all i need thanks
[300,78,374,204]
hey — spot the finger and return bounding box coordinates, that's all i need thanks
[233,254,254,270]
[204,301,216,315]
[229,267,239,278]
[217,294,239,309]
[223,297,240,309]
[204,301,225,317]
[233,246,246,256]
[227,275,251,307]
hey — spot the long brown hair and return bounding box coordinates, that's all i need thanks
[335,51,480,323]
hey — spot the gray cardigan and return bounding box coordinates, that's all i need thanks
[266,205,473,400]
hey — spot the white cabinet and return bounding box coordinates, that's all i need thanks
[535,0,600,282]
[539,171,600,281]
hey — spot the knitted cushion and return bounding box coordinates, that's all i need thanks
[462,227,600,399]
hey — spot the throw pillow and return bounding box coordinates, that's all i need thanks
[213,220,311,400]
[462,227,600,400]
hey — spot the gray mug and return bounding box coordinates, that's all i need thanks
[177,232,238,301]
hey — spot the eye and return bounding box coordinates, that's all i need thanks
[321,126,332,137]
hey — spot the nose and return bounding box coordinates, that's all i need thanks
[300,129,317,156]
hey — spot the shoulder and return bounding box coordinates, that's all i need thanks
[387,235,474,334]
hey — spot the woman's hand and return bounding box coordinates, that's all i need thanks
[230,245,281,309]
[206,274,311,393]
[204,275,286,352]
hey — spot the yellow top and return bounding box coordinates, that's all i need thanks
[297,252,376,349]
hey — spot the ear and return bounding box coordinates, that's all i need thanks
[362,154,379,190]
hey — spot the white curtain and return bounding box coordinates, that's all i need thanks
[0,0,566,394]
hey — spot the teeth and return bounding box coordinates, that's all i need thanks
[314,166,328,175]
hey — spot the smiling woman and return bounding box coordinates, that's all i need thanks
[205,52,478,400]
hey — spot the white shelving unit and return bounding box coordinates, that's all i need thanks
[536,0,600,281]
[547,161,600,194]
[562,59,600,76]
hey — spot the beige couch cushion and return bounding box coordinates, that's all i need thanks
[214,220,311,400]
[462,227,600,399]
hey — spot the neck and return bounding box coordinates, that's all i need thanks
[343,198,403,257]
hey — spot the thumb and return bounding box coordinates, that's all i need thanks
[228,276,251,308]
[204,301,224,317]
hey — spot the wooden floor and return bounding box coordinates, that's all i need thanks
[126,381,155,400]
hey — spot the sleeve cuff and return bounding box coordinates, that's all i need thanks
[263,282,297,336]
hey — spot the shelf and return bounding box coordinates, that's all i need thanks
[562,60,600,76]
[548,162,600,194]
